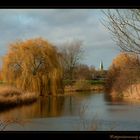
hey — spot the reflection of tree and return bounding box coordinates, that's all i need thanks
[104,93,123,103]
[69,96,73,114]
[0,97,65,121]
[62,92,94,116]
[0,93,98,122]
[44,96,64,117]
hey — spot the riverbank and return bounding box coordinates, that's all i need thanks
[109,83,140,101]
[64,80,105,92]
[0,80,105,108]
[0,86,38,108]
[64,84,104,92]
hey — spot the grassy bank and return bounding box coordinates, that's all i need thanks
[64,80,105,92]
[0,79,105,108]
[0,86,38,108]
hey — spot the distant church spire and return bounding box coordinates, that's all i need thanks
[99,60,103,71]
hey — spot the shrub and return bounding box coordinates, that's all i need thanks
[105,52,140,96]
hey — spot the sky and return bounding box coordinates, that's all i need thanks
[0,9,120,70]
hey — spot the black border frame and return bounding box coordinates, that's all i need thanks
[0,0,140,139]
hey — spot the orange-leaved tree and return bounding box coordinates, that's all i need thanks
[105,52,140,94]
[0,69,2,81]
[2,38,64,96]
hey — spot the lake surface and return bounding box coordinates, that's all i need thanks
[1,91,140,131]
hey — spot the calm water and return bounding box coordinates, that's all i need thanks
[1,91,140,131]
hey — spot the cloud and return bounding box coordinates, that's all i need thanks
[0,9,119,69]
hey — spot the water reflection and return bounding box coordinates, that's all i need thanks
[1,92,140,130]
[0,92,99,121]
[1,92,140,122]
[0,96,65,121]
[62,92,100,116]
[104,93,123,103]
[103,92,140,123]
[104,92,140,105]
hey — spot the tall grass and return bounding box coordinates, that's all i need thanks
[0,86,38,108]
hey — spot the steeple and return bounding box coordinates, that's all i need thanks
[99,60,103,71]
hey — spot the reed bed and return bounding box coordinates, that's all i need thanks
[0,86,38,108]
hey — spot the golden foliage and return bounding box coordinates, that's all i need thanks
[106,52,140,95]
[2,38,64,96]
[0,69,3,81]
[111,52,138,69]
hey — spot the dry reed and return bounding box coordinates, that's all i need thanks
[0,86,38,108]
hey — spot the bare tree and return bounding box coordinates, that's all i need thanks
[73,64,91,80]
[102,9,140,54]
[59,40,84,80]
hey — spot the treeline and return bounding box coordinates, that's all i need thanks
[57,40,106,85]
[0,37,107,97]
[0,37,105,97]
[63,63,105,85]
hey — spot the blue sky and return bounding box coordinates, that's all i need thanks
[0,9,120,69]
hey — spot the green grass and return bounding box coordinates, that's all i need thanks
[63,79,105,86]
[0,81,4,84]
[79,80,105,85]
[63,80,76,86]
[88,80,105,85]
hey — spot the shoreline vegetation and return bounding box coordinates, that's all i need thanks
[105,52,140,101]
[0,79,105,109]
[104,10,140,102]
[64,80,105,92]
[0,38,107,110]
[0,85,38,108]
[110,84,140,101]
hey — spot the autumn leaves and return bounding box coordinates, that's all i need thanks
[2,38,63,96]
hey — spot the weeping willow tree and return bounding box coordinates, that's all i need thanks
[2,38,64,96]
